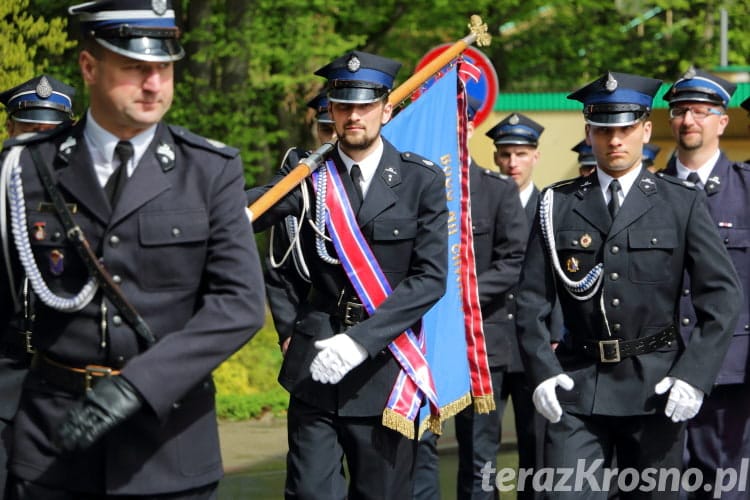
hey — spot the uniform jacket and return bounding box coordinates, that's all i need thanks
[0,118,266,495]
[248,140,448,417]
[663,154,750,385]
[516,168,741,416]
[468,163,527,369]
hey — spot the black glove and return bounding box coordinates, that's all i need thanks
[55,376,142,453]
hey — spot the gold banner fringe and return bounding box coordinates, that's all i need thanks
[473,394,496,414]
[382,408,416,440]
[382,391,494,441]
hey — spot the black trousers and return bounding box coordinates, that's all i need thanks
[285,395,417,500]
[413,368,542,500]
[684,383,750,500]
[543,412,686,500]
[8,478,218,500]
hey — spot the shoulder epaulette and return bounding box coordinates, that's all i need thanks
[168,124,239,158]
[546,177,578,190]
[482,168,510,181]
[401,151,437,168]
[656,171,697,190]
[733,161,750,172]
[2,122,72,150]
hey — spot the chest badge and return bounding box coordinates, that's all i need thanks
[48,249,64,276]
[579,233,592,248]
[566,256,580,273]
[32,222,47,241]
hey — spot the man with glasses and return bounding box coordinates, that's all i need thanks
[662,68,750,499]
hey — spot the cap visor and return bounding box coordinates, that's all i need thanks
[584,111,643,127]
[12,108,69,124]
[97,37,185,62]
[328,87,386,104]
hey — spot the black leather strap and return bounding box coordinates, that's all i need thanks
[31,353,121,395]
[581,325,678,363]
[28,146,155,346]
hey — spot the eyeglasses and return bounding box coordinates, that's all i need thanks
[668,106,723,120]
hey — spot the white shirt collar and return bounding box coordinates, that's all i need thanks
[519,183,535,208]
[337,138,384,197]
[674,149,720,185]
[597,165,642,204]
[83,110,157,187]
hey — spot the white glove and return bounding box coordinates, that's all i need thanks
[532,374,575,424]
[310,334,368,384]
[654,376,704,422]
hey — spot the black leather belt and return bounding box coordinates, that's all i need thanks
[31,353,121,394]
[581,325,677,363]
[307,288,368,326]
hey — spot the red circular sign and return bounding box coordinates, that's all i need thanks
[414,44,499,127]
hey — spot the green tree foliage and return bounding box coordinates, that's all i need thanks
[0,0,75,139]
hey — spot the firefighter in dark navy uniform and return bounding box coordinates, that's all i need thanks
[661,68,750,499]
[515,71,741,500]
[247,50,448,499]
[0,74,75,498]
[0,1,265,498]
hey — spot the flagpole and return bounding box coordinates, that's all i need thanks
[247,15,491,222]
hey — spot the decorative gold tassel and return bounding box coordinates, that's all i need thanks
[473,394,496,414]
[382,408,416,439]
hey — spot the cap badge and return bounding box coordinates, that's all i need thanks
[605,73,618,92]
[36,76,52,99]
[579,234,592,249]
[509,114,520,125]
[683,66,696,80]
[347,55,361,73]
[152,0,167,15]
[566,256,580,274]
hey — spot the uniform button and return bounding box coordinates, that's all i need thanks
[507,293,515,300]
[172,402,181,409]
[745,324,750,331]
[571,240,578,246]
[52,231,62,241]
[682,317,690,326]
[611,245,620,254]
[112,314,123,326]
[171,227,181,237]
[609,272,619,281]
[611,298,620,307]
[507,313,514,320]
[682,288,690,296]
[651,238,658,245]
[109,235,120,247]
[112,274,122,284]
[612,323,621,332]
[116,356,125,363]
[393,229,400,236]
[724,238,730,245]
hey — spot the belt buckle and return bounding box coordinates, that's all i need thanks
[598,339,621,363]
[84,365,113,391]
[343,302,360,326]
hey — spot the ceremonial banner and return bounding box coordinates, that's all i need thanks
[383,64,493,438]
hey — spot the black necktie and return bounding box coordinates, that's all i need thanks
[687,172,703,190]
[350,164,364,203]
[106,141,134,206]
[608,179,621,219]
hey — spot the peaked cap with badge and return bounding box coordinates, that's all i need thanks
[568,71,662,127]
[663,67,736,108]
[307,90,334,124]
[69,0,185,62]
[572,140,597,167]
[642,143,661,168]
[315,50,401,104]
[485,113,544,146]
[0,75,75,124]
